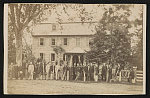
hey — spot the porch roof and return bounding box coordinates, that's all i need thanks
[66,47,86,54]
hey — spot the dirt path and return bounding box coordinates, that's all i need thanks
[6,80,143,95]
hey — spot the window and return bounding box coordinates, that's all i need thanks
[52,24,56,31]
[51,53,55,61]
[76,38,80,46]
[86,37,89,47]
[52,38,55,45]
[40,53,44,60]
[40,38,44,45]
[64,38,67,45]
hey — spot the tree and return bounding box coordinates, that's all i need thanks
[8,25,16,65]
[131,30,143,69]
[87,5,133,68]
[8,4,57,66]
[53,46,65,65]
[8,4,90,66]
[131,8,143,69]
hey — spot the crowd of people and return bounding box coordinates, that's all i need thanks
[8,58,136,83]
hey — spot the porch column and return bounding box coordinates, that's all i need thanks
[64,54,67,66]
[119,71,122,82]
[83,55,86,66]
[78,55,81,64]
[106,65,109,82]
[83,55,86,82]
[69,55,73,67]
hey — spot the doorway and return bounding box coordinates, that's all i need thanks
[72,55,79,67]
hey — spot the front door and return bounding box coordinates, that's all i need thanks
[72,55,79,66]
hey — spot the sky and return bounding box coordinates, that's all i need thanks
[41,4,142,23]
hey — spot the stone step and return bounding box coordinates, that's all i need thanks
[136,79,143,82]
[136,74,143,76]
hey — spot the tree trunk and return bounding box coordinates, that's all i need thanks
[16,32,22,67]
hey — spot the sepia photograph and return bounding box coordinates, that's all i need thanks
[4,3,146,95]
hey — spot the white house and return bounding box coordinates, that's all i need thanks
[32,23,96,66]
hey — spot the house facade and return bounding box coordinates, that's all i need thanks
[32,23,96,66]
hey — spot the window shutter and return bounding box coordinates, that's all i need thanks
[55,38,57,46]
[49,38,51,46]
[49,54,51,62]
[54,53,56,61]
[38,38,39,47]
[67,38,69,46]
[43,38,44,46]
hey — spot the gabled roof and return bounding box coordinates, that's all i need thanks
[32,23,96,36]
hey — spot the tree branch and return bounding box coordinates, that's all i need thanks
[9,4,18,35]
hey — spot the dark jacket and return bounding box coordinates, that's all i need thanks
[89,66,94,74]
[102,66,107,75]
[95,66,99,75]
[129,70,135,79]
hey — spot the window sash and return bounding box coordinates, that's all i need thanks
[64,38,67,45]
[52,38,55,45]
[51,53,55,61]
[40,53,44,60]
[40,38,44,45]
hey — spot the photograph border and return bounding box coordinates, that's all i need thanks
[1,0,149,96]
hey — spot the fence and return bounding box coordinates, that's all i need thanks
[118,69,143,83]
[136,70,143,83]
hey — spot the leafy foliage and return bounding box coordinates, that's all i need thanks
[87,6,133,68]
[131,10,143,69]
[53,46,65,54]
[8,4,58,65]
[8,28,16,64]
[53,46,65,65]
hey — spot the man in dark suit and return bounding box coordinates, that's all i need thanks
[87,64,90,81]
[108,65,112,82]
[89,63,94,81]
[102,63,107,81]
[83,64,88,81]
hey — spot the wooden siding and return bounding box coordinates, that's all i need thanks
[32,36,91,63]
